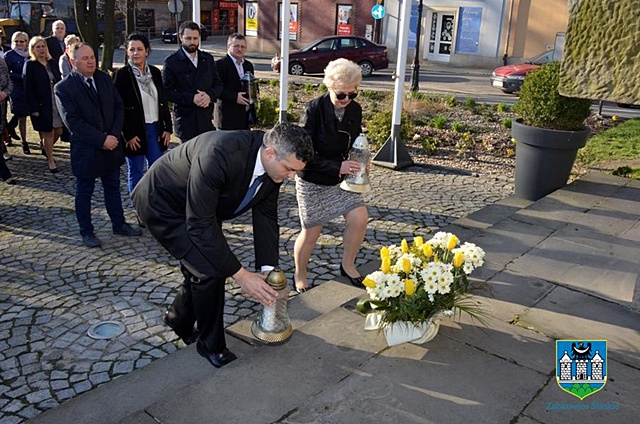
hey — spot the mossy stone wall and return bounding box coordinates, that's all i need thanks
[559,0,640,104]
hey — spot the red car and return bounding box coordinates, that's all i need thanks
[271,35,389,77]
[490,50,554,94]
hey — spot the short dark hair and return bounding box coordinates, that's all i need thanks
[126,33,151,52]
[227,33,246,46]
[263,123,314,164]
[179,21,201,36]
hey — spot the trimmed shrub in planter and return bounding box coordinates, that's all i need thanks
[512,61,592,200]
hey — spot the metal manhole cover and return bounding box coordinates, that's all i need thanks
[87,321,126,339]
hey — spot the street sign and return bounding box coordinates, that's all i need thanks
[371,4,385,20]
[168,0,183,14]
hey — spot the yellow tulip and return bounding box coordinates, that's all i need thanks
[453,251,464,268]
[401,239,409,253]
[402,257,411,274]
[434,255,440,263]
[446,234,459,251]
[413,236,424,247]
[381,257,391,273]
[363,277,377,288]
[612,115,618,122]
[380,246,389,261]
[422,243,433,258]
[404,279,416,296]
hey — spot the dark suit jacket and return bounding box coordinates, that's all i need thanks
[55,70,125,178]
[299,93,363,186]
[24,59,61,132]
[162,48,223,141]
[213,54,255,130]
[113,64,173,157]
[45,36,65,65]
[132,130,280,278]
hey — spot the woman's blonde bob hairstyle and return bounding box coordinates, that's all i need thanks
[323,58,362,90]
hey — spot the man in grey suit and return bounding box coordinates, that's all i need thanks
[132,124,314,367]
[162,21,223,142]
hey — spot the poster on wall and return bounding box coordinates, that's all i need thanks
[455,7,482,54]
[246,2,258,36]
[278,3,298,41]
[337,4,352,35]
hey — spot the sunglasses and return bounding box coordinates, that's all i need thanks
[334,90,358,100]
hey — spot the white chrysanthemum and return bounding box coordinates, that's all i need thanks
[425,281,438,294]
[388,286,402,297]
[368,271,387,284]
[428,293,435,303]
[382,286,396,299]
[437,270,453,286]
[437,281,451,294]
[463,263,474,274]
[427,231,453,249]
[388,245,403,261]
[386,273,401,288]
[442,309,454,317]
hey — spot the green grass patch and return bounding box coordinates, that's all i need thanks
[577,118,640,166]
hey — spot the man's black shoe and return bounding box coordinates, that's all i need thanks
[113,223,142,236]
[163,314,199,345]
[196,340,237,368]
[82,233,102,248]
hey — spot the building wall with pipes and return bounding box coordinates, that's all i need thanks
[382,0,568,68]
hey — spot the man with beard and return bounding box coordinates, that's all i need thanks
[163,21,223,142]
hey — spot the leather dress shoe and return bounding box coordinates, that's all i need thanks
[196,340,237,368]
[113,223,142,236]
[163,314,199,345]
[82,233,102,248]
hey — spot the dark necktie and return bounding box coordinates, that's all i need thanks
[235,174,266,213]
[87,78,97,95]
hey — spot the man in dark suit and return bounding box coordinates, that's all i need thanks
[162,21,223,142]
[132,124,314,367]
[55,43,142,248]
[45,20,66,65]
[214,33,256,130]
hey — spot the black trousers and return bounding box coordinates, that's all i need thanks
[167,252,228,353]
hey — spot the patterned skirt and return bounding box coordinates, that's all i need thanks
[295,176,365,229]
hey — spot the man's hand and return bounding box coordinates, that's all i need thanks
[126,136,141,151]
[193,90,211,108]
[233,268,278,306]
[102,135,119,151]
[161,131,172,147]
[236,92,249,106]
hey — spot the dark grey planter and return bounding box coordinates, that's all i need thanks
[512,119,589,201]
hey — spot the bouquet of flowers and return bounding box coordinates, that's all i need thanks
[357,232,486,327]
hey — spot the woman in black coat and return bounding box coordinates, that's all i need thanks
[113,33,172,195]
[25,36,63,172]
[5,32,30,154]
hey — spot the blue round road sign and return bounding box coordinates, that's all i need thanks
[371,4,385,20]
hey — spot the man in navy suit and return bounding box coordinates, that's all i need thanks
[55,43,142,248]
[214,33,256,130]
[162,21,223,142]
[132,124,314,367]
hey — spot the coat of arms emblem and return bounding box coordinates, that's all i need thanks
[556,340,607,400]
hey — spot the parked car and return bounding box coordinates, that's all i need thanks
[271,36,389,77]
[162,24,208,43]
[490,50,554,94]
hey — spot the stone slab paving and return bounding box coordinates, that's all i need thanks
[0,141,513,423]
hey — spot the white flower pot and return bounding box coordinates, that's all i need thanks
[383,318,440,346]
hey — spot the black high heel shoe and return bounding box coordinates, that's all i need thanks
[293,283,310,294]
[340,264,365,288]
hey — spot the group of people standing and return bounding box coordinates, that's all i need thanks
[3,20,371,369]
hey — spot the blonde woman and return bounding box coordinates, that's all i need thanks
[293,58,368,292]
[25,36,63,172]
[5,32,30,154]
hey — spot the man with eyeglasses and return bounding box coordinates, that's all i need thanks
[214,33,256,130]
[132,123,314,367]
[163,21,223,142]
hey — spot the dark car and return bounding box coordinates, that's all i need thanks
[162,24,208,43]
[490,50,554,94]
[271,35,389,77]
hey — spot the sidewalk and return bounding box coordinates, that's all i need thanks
[24,172,640,424]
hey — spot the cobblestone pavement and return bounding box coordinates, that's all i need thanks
[0,140,513,423]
